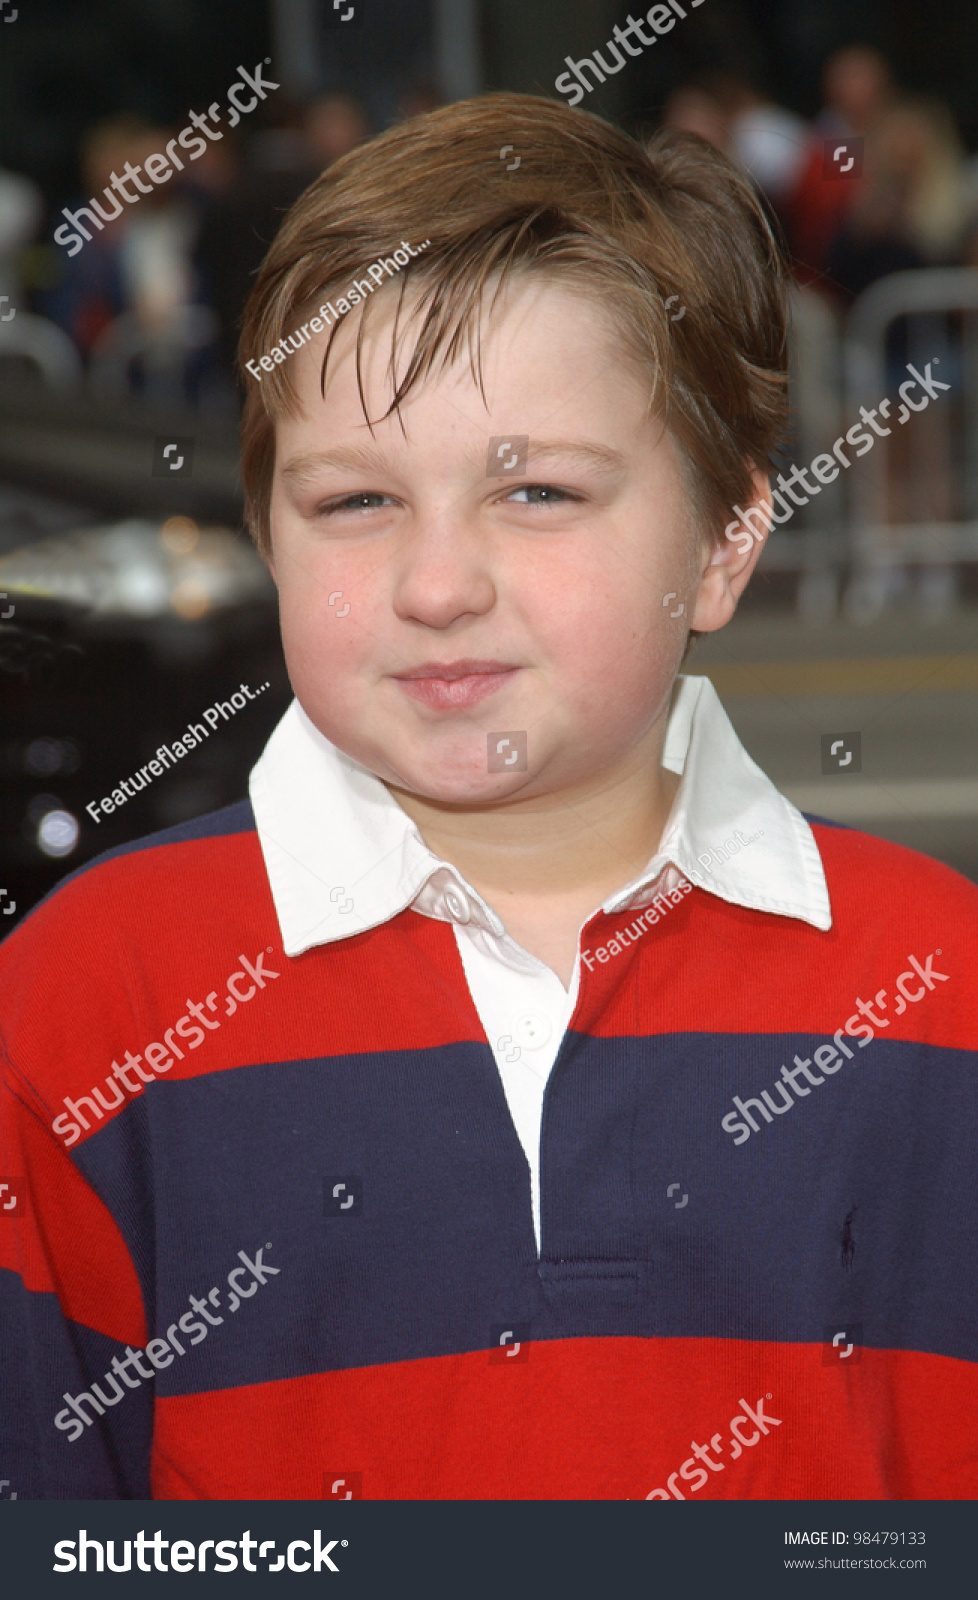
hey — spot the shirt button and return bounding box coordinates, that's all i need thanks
[444,886,471,923]
[515,1012,552,1050]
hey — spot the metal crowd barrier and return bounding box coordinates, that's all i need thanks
[771,268,978,618]
[0,310,83,392]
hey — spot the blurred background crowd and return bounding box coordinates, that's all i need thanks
[2,0,978,916]
[2,2,977,402]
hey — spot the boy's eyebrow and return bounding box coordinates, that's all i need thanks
[522,439,628,473]
[279,445,400,486]
[280,438,628,487]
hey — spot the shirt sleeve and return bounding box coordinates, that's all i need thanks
[0,882,152,1499]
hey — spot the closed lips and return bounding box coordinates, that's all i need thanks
[392,661,520,710]
[393,661,518,680]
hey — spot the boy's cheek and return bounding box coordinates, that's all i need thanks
[281,610,362,678]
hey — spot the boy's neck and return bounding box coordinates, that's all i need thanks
[385,728,681,913]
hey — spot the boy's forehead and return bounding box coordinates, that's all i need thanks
[284,274,647,432]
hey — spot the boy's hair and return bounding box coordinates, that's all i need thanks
[239,92,789,560]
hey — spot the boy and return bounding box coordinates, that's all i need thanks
[2,93,976,1501]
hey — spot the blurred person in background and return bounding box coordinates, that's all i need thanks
[829,97,973,298]
[706,74,809,230]
[302,94,370,172]
[660,84,731,152]
[660,78,809,243]
[113,125,199,337]
[787,45,896,284]
[44,117,151,355]
[0,165,43,311]
[45,117,204,352]
[875,99,973,266]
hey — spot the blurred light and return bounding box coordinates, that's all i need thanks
[170,577,212,620]
[0,518,273,617]
[37,808,80,858]
[116,562,170,614]
[24,736,80,776]
[161,516,200,555]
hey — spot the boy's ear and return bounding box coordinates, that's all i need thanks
[689,466,772,636]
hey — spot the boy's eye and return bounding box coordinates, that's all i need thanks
[504,484,582,505]
[317,492,395,515]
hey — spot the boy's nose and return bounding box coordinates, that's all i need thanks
[391,516,497,627]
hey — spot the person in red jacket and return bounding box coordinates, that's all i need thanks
[2,93,976,1505]
[787,45,895,286]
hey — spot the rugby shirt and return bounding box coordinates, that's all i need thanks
[1,676,976,1500]
[249,677,834,1250]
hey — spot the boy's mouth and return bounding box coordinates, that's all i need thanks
[392,659,520,711]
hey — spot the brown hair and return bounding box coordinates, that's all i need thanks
[239,92,789,559]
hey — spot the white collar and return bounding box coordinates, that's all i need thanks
[249,674,831,960]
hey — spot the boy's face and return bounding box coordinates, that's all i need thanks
[268,277,752,805]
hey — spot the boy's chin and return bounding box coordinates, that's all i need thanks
[377,738,535,807]
[390,769,530,808]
